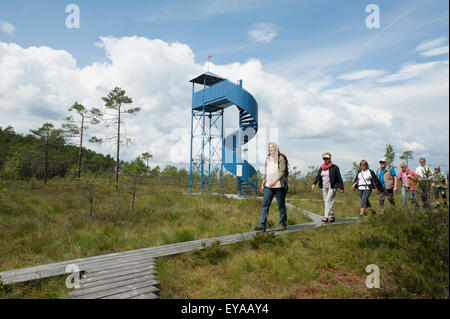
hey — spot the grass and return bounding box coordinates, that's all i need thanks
[157,207,449,299]
[0,179,448,299]
[0,276,68,299]
[0,179,309,298]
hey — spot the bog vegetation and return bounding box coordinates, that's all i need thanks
[0,91,448,299]
[158,208,448,299]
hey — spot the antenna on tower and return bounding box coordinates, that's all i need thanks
[207,55,212,72]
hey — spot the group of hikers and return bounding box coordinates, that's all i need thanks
[254,142,449,232]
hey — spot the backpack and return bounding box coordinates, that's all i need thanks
[279,153,289,176]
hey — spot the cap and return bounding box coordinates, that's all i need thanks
[379,157,386,162]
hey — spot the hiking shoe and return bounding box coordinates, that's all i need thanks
[254,225,266,232]
[275,225,286,231]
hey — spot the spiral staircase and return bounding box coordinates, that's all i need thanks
[190,72,258,195]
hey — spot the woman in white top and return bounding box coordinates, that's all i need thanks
[352,159,383,216]
[254,142,288,232]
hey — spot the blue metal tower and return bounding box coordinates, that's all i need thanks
[189,72,258,196]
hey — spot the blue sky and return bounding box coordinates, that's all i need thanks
[0,0,449,174]
[2,0,447,68]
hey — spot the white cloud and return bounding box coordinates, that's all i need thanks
[0,37,202,165]
[248,23,278,43]
[415,37,447,52]
[0,21,15,35]
[338,69,386,81]
[421,45,449,57]
[377,61,442,83]
[401,141,426,152]
[0,36,448,174]
[413,37,449,57]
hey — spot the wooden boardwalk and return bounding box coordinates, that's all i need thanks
[69,257,159,299]
[0,199,358,299]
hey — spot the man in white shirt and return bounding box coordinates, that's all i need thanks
[415,157,432,209]
[415,157,432,178]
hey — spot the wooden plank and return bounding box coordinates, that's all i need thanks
[77,276,156,293]
[85,264,155,280]
[0,235,208,278]
[81,255,156,270]
[0,240,191,279]
[0,241,197,283]
[101,286,159,299]
[70,280,160,299]
[82,262,154,276]
[79,233,245,264]
[1,267,76,285]
[82,269,156,285]
[0,229,247,278]
[80,272,157,288]
[69,276,159,298]
[84,258,155,273]
[286,202,323,222]
[0,230,268,283]
[128,292,158,299]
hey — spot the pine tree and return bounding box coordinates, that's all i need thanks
[62,102,102,178]
[141,152,153,169]
[90,87,141,183]
[399,150,414,166]
[384,144,396,168]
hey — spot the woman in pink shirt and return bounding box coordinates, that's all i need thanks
[399,162,419,209]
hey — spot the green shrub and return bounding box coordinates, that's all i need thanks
[250,232,283,250]
[191,240,229,266]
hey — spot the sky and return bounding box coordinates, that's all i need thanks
[0,0,449,176]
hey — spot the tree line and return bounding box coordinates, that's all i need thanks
[0,124,116,181]
[1,87,159,184]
